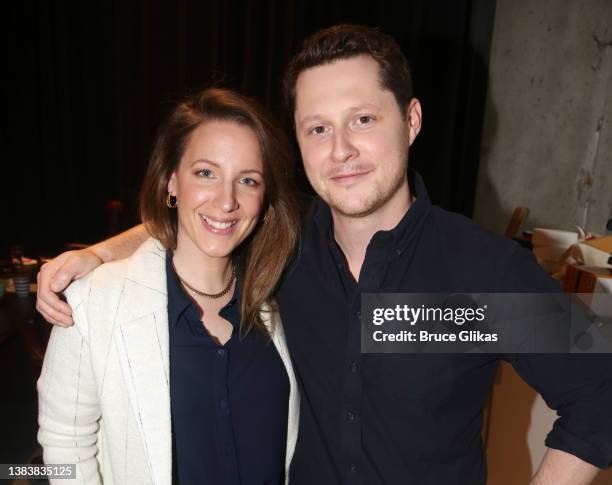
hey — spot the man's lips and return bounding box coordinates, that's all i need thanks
[329,170,370,184]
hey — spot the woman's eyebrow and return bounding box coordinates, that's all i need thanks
[190,158,219,167]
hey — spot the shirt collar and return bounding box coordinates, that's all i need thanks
[165,250,241,327]
[312,169,432,252]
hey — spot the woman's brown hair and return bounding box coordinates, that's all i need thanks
[139,88,299,335]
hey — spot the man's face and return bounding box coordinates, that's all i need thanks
[294,55,421,219]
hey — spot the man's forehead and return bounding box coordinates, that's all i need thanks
[294,55,390,121]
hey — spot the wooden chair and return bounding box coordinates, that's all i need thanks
[505,206,530,239]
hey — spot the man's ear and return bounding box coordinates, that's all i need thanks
[405,98,422,146]
[167,172,177,194]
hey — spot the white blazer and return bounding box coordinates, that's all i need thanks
[37,238,300,485]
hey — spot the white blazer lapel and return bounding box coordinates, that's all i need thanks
[262,307,300,483]
[114,240,172,485]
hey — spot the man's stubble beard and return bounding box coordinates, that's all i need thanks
[324,160,409,219]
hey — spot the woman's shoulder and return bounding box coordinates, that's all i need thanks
[64,238,166,310]
[62,257,129,315]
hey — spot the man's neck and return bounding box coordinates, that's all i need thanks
[332,182,413,281]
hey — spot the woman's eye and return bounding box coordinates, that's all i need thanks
[197,169,213,177]
[239,177,259,186]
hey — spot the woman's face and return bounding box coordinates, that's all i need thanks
[167,120,265,261]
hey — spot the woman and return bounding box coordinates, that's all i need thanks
[37,89,300,485]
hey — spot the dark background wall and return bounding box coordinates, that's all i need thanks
[2,0,496,257]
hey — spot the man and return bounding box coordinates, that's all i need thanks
[37,25,612,484]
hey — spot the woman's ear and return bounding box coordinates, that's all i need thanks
[167,172,177,194]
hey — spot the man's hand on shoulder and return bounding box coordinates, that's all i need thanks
[36,224,150,326]
[36,249,103,326]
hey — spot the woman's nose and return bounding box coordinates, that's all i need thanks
[214,184,238,212]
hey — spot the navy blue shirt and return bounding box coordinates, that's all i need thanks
[167,253,289,485]
[278,171,612,484]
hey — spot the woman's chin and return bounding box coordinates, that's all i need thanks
[194,242,237,260]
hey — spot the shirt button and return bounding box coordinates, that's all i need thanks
[350,463,358,473]
[350,361,358,373]
[217,348,226,356]
[346,411,356,422]
[396,249,402,256]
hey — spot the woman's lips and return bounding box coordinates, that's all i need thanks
[199,214,238,235]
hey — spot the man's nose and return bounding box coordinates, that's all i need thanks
[330,130,358,163]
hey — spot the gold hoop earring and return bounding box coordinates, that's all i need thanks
[166,193,177,209]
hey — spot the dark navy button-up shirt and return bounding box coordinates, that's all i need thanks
[166,253,289,485]
[278,171,612,484]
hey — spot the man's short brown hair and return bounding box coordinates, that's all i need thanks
[283,24,414,118]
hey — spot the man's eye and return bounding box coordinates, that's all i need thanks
[197,169,213,177]
[309,125,327,135]
[357,115,373,124]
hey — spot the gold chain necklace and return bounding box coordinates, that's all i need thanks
[172,260,236,299]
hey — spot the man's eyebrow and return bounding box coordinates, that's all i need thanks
[296,114,322,127]
[345,103,380,113]
[297,104,381,126]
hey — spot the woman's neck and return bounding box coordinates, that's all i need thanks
[172,240,233,295]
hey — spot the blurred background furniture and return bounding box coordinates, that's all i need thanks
[505,206,530,239]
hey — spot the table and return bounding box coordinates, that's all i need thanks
[0,294,37,344]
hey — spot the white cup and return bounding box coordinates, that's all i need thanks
[533,245,570,263]
[532,228,579,248]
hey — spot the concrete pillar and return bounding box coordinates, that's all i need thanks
[474,0,612,235]
[477,2,612,482]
